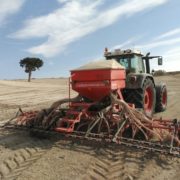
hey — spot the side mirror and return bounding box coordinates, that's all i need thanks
[158,57,163,65]
[146,52,150,57]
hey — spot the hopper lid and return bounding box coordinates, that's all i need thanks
[71,59,125,71]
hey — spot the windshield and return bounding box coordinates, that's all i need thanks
[107,55,145,73]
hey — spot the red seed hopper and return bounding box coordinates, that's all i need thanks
[71,60,126,101]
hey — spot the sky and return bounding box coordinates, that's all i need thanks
[0,0,180,79]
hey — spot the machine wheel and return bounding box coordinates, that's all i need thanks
[122,89,143,109]
[142,78,156,117]
[155,83,167,112]
[123,78,156,117]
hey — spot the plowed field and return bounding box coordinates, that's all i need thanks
[0,75,179,180]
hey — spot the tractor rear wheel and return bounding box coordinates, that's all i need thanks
[123,78,156,117]
[155,83,167,112]
[142,78,156,117]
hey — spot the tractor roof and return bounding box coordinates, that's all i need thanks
[104,48,143,57]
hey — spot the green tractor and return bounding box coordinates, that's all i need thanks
[104,48,167,117]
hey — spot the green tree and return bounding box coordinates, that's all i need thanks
[20,57,43,82]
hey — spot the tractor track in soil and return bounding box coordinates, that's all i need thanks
[84,148,180,180]
[84,150,133,180]
[0,128,179,180]
[0,127,145,180]
[0,130,51,180]
[84,149,144,180]
[0,128,96,180]
[0,144,46,180]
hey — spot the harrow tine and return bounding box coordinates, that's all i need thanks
[85,115,102,138]
[170,127,175,154]
[1,108,23,128]
[112,119,126,142]
[97,118,103,134]
[18,107,24,115]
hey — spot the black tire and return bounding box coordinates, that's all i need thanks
[123,89,143,108]
[123,78,156,117]
[142,78,156,117]
[155,83,167,112]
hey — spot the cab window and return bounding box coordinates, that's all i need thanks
[108,55,145,73]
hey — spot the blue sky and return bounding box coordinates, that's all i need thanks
[0,0,180,79]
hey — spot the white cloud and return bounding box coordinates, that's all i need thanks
[164,46,180,56]
[162,47,180,71]
[133,29,180,72]
[11,0,168,57]
[0,0,25,25]
[133,27,180,52]
[156,28,180,40]
[162,57,180,72]
[11,0,102,39]
[137,37,180,50]
[111,35,144,50]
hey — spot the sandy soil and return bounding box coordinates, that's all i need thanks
[0,75,179,180]
[0,78,76,121]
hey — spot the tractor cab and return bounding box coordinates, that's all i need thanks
[105,49,145,74]
[104,48,163,74]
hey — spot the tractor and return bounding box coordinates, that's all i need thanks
[104,48,167,117]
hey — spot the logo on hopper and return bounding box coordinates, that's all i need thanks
[76,82,105,87]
